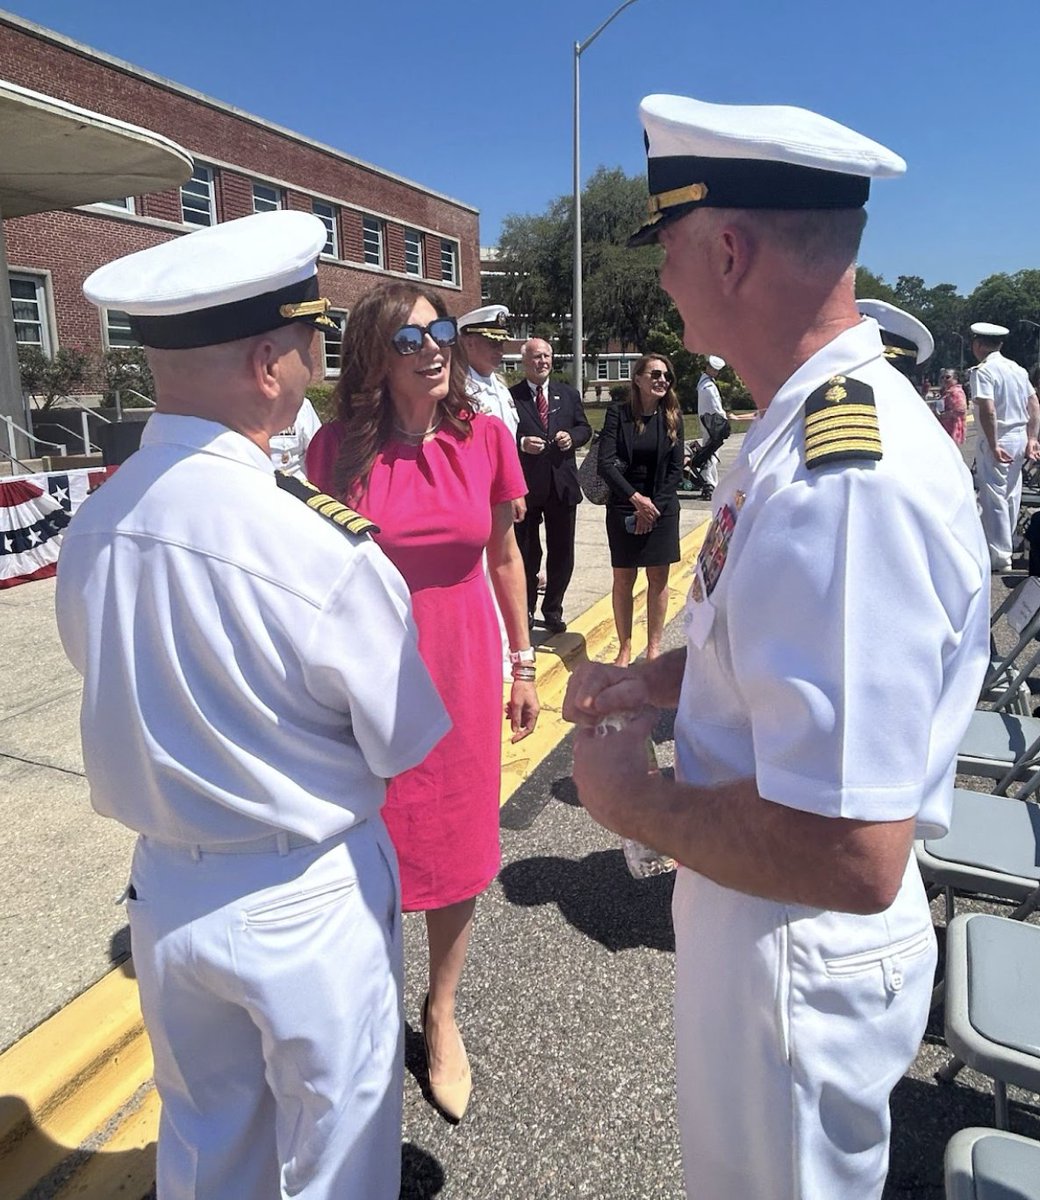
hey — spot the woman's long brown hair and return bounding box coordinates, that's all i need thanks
[629,352,682,444]
[330,280,473,499]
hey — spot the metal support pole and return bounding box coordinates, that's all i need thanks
[571,0,642,397]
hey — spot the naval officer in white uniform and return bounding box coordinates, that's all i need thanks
[564,95,990,1200]
[460,303,527,673]
[695,353,728,494]
[968,320,1040,571]
[269,393,322,476]
[56,211,450,1200]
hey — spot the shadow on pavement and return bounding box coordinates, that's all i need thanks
[400,1141,446,1198]
[499,850,676,953]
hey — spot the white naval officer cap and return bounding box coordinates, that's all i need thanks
[857,298,934,365]
[458,303,513,341]
[83,211,338,349]
[628,94,906,247]
[707,355,726,370]
[970,322,1010,339]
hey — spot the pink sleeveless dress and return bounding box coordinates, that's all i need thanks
[307,414,526,910]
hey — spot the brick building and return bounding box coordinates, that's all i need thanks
[0,12,480,388]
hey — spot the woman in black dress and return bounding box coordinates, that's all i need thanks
[597,353,684,665]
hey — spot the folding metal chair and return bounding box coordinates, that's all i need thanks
[980,575,1040,713]
[945,1127,1040,1199]
[941,914,1040,1128]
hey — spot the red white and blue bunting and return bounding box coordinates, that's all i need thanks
[0,468,114,589]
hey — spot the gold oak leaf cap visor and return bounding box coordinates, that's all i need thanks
[628,94,906,247]
[83,210,337,349]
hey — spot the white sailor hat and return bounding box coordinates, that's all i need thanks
[83,211,338,349]
[707,355,726,370]
[857,298,934,366]
[970,321,1010,339]
[628,94,906,247]
[458,303,513,341]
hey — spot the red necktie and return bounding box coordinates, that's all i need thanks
[536,384,549,428]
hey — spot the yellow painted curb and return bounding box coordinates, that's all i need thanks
[501,518,709,802]
[0,517,709,1199]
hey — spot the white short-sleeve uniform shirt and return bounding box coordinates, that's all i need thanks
[269,396,323,476]
[969,350,1032,444]
[56,413,450,847]
[696,372,725,420]
[670,320,990,1200]
[466,368,520,437]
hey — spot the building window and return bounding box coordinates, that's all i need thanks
[10,274,51,353]
[596,359,609,381]
[252,182,282,214]
[362,216,384,267]
[404,228,424,277]
[323,311,348,376]
[312,200,338,257]
[95,197,136,213]
[181,165,215,226]
[618,360,631,380]
[440,239,459,285]
[104,309,139,349]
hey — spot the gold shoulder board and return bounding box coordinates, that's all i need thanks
[804,374,883,470]
[275,471,380,538]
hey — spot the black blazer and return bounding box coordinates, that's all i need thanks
[597,401,684,516]
[510,379,592,506]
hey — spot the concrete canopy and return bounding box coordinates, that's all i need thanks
[0,77,193,216]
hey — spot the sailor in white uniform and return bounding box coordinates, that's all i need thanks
[460,303,527,673]
[56,211,450,1200]
[968,321,1040,571]
[855,297,934,381]
[564,94,990,1200]
[269,393,322,476]
[695,354,727,492]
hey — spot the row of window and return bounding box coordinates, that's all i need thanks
[12,272,351,375]
[170,165,460,285]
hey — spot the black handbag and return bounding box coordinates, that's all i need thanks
[577,438,610,505]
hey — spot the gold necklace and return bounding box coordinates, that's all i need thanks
[392,416,442,442]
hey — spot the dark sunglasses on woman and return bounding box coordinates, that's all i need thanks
[646,368,673,383]
[391,318,458,356]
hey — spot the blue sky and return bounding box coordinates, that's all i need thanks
[5,0,1038,293]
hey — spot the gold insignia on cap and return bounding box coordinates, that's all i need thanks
[804,375,882,469]
[647,182,709,216]
[279,297,333,320]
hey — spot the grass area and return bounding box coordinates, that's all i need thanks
[584,404,704,440]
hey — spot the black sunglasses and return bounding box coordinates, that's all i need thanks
[391,318,458,356]
[645,368,673,383]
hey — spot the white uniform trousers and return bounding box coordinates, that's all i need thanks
[702,451,719,489]
[127,818,403,1200]
[976,429,1027,567]
[672,854,934,1200]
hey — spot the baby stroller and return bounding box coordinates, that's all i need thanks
[681,424,728,500]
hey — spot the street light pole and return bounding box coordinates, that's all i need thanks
[572,0,641,394]
[952,332,965,372]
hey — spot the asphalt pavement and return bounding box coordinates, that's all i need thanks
[4,418,1040,1200]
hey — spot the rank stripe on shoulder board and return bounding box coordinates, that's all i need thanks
[275,471,379,537]
[803,375,882,469]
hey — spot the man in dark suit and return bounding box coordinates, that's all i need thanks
[510,338,592,633]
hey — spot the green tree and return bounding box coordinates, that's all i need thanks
[491,166,669,354]
[17,345,94,411]
[966,270,1040,369]
[99,347,155,406]
[855,267,897,304]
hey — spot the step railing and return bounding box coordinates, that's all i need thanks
[2,414,67,463]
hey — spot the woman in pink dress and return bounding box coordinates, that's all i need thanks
[937,368,967,444]
[306,281,537,1123]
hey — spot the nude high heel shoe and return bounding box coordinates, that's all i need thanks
[421,993,472,1122]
